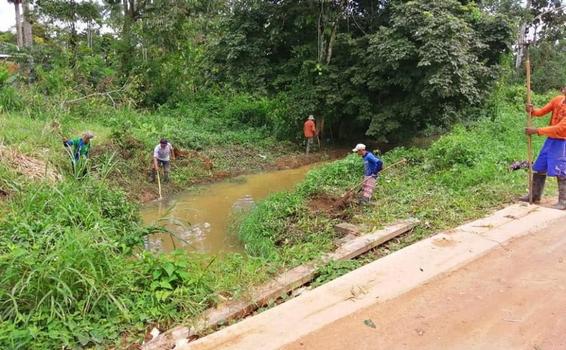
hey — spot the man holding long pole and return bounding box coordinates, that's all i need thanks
[521,85,566,209]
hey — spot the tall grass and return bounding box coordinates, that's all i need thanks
[0,178,274,348]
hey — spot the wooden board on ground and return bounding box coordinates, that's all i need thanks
[143,219,419,350]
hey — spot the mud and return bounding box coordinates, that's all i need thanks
[307,194,353,219]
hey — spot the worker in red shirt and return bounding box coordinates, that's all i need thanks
[303,115,317,154]
[522,86,566,209]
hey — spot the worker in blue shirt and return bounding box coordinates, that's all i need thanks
[353,143,383,204]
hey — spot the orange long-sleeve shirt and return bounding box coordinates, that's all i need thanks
[304,120,316,138]
[534,95,566,139]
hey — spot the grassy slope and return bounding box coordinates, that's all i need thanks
[0,95,303,348]
[0,86,558,348]
[237,86,557,273]
[0,101,302,202]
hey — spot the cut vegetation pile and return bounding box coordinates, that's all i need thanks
[0,144,61,182]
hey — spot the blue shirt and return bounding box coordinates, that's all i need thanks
[64,137,90,161]
[363,152,382,177]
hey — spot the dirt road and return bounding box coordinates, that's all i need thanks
[284,218,566,350]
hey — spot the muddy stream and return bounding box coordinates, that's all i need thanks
[141,164,318,254]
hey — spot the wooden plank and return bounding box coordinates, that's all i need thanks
[330,220,418,261]
[143,219,418,350]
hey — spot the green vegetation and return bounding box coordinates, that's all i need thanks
[237,86,557,268]
[5,85,557,347]
[0,90,301,201]
[3,0,548,142]
[0,89,308,349]
[0,177,276,348]
[1,0,564,348]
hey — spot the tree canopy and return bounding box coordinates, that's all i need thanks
[1,0,564,142]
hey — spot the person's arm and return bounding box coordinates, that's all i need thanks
[63,139,74,147]
[170,144,176,161]
[153,146,159,169]
[535,117,566,139]
[367,154,379,176]
[528,97,559,117]
[375,157,383,175]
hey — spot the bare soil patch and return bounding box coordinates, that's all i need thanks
[307,193,352,220]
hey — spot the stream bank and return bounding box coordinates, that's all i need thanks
[141,163,322,254]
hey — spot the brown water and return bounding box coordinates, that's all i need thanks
[141,164,317,254]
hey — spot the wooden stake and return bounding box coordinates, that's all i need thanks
[525,44,534,204]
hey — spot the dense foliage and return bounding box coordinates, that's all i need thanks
[4,0,563,143]
[0,178,275,348]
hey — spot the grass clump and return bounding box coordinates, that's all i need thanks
[0,178,272,348]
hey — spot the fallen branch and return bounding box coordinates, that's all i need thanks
[60,84,127,109]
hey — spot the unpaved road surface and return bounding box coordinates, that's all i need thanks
[284,219,566,350]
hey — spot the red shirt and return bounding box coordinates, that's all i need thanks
[534,95,566,139]
[304,120,316,138]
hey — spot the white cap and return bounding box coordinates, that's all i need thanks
[308,115,315,120]
[83,131,95,139]
[352,143,366,152]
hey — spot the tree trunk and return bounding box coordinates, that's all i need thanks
[317,1,325,64]
[325,20,337,65]
[14,0,23,48]
[22,0,32,47]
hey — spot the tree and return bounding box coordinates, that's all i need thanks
[208,0,513,142]
[8,0,23,47]
[22,0,33,47]
[36,0,101,55]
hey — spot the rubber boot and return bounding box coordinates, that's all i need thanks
[518,173,546,204]
[552,177,566,210]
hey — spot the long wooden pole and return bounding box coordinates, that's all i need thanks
[156,167,163,200]
[525,43,533,204]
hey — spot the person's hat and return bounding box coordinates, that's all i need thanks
[160,138,168,144]
[308,115,315,120]
[352,143,366,152]
[83,131,95,139]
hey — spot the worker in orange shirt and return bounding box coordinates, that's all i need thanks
[304,115,317,155]
[522,85,566,209]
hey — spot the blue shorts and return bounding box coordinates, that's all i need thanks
[533,138,566,177]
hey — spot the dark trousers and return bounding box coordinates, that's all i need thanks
[150,160,170,182]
